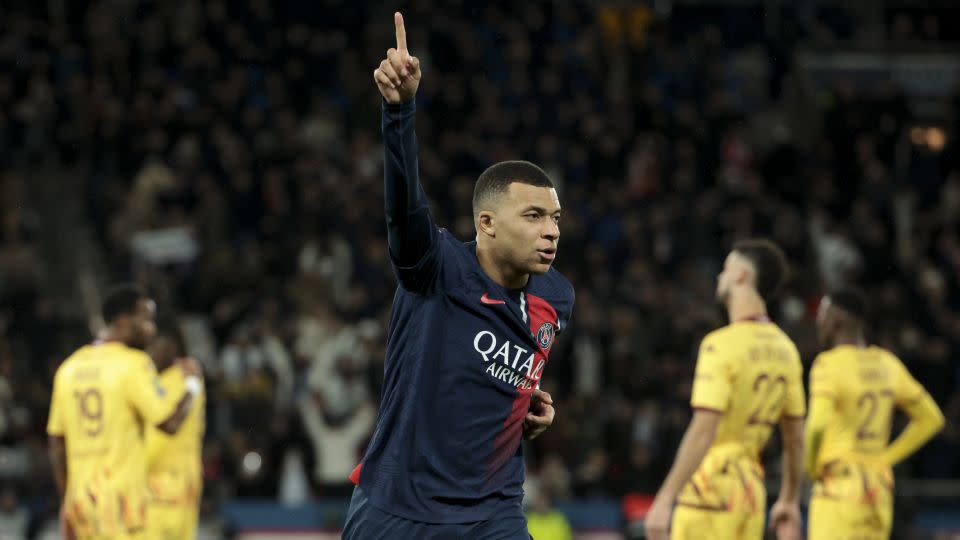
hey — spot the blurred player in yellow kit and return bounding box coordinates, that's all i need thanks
[646,240,806,540]
[47,285,202,540]
[146,327,205,540]
[806,288,944,540]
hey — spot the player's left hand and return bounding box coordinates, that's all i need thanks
[768,499,801,540]
[643,496,672,540]
[523,389,554,440]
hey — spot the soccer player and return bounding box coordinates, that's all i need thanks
[47,285,202,539]
[342,12,574,540]
[145,327,205,540]
[645,239,806,540]
[805,288,945,540]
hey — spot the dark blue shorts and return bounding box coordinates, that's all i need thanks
[342,486,532,540]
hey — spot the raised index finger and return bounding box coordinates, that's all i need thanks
[395,12,407,51]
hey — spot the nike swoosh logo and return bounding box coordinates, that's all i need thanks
[480,293,506,305]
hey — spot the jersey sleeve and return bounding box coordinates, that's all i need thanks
[383,99,443,293]
[47,369,65,436]
[890,353,925,406]
[126,354,179,426]
[808,353,836,402]
[782,347,806,418]
[690,335,731,413]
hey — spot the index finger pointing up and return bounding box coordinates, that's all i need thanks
[395,12,407,51]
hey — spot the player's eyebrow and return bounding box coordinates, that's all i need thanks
[520,205,561,214]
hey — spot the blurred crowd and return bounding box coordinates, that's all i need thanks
[2,0,960,534]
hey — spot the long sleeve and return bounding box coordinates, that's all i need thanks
[804,394,834,479]
[883,392,945,467]
[383,99,438,273]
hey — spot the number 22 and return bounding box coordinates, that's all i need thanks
[748,373,787,426]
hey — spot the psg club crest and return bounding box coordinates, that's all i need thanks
[537,322,555,350]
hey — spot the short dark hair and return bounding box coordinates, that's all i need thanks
[732,238,789,303]
[829,287,868,320]
[101,284,148,324]
[472,160,553,215]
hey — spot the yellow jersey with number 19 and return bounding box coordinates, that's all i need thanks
[676,320,806,514]
[47,341,180,536]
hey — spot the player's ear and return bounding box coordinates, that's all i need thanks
[477,211,495,238]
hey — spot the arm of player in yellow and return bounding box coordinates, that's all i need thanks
[652,336,726,503]
[46,372,68,500]
[882,392,944,467]
[653,409,722,501]
[804,394,834,479]
[653,335,728,499]
[804,353,835,479]
[127,355,193,434]
[777,352,806,502]
[778,416,804,503]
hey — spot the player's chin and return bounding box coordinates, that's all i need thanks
[528,261,554,275]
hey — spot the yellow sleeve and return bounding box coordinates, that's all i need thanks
[690,335,731,412]
[47,370,65,436]
[808,353,836,401]
[883,392,944,467]
[892,355,925,406]
[804,394,835,479]
[882,357,945,467]
[803,354,835,478]
[126,354,179,427]
[782,348,806,418]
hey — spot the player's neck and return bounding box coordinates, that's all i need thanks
[476,245,529,289]
[99,327,128,346]
[832,331,866,348]
[726,287,768,323]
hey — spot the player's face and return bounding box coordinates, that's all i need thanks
[147,334,178,370]
[128,298,158,349]
[496,183,561,275]
[715,251,748,303]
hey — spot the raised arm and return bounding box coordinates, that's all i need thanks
[374,13,436,270]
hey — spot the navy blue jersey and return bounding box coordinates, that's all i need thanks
[352,100,574,524]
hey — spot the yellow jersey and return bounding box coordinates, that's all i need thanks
[146,365,205,504]
[47,341,181,533]
[690,320,806,459]
[676,321,805,515]
[808,345,924,473]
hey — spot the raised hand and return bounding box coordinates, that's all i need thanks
[374,12,421,104]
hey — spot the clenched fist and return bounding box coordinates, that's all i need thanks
[374,12,421,104]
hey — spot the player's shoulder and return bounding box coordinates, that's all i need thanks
[701,323,744,345]
[110,343,152,364]
[159,365,184,386]
[100,343,155,376]
[870,345,906,369]
[58,344,89,366]
[813,344,857,370]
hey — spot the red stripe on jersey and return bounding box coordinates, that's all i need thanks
[349,463,362,485]
[486,293,558,482]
